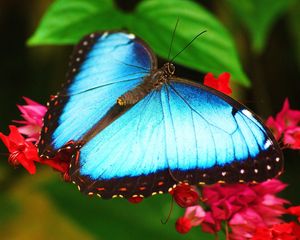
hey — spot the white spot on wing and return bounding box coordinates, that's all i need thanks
[242,109,253,118]
[102,32,108,38]
[127,33,135,39]
[264,139,272,149]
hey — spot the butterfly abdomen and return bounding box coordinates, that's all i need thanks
[117,82,152,106]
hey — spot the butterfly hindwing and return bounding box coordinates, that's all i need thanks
[70,91,177,198]
[38,32,156,158]
[69,79,283,199]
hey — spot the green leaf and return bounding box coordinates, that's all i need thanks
[127,0,249,86]
[40,180,225,240]
[28,0,124,45]
[28,0,249,86]
[226,0,294,53]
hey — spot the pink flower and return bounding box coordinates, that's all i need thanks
[229,208,266,240]
[266,98,300,149]
[203,72,232,95]
[276,99,300,130]
[201,179,287,239]
[14,97,47,142]
[184,205,206,226]
[265,116,283,141]
[201,211,222,234]
[175,206,205,234]
[284,127,300,149]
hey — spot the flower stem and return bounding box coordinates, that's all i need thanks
[225,222,229,240]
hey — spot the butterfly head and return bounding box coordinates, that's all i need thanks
[163,62,176,77]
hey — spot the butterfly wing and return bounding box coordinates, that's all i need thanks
[163,79,283,184]
[70,79,283,199]
[38,32,156,158]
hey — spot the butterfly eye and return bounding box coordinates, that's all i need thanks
[168,63,175,74]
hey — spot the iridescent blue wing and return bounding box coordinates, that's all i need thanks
[38,32,156,157]
[163,79,283,184]
[70,79,283,199]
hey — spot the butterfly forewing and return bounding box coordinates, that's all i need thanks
[164,79,283,184]
[38,32,157,158]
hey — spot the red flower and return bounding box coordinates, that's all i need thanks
[0,125,38,174]
[284,127,300,150]
[171,183,199,208]
[175,217,192,234]
[41,156,69,174]
[252,227,272,240]
[253,222,300,240]
[176,206,205,235]
[288,206,300,222]
[203,72,232,95]
[128,196,144,204]
[0,125,69,175]
[14,97,47,142]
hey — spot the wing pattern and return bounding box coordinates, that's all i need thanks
[38,32,156,158]
[69,80,283,199]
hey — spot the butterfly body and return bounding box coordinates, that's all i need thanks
[117,62,174,106]
[38,31,283,199]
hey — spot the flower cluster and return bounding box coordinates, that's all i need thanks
[266,99,300,149]
[252,206,300,240]
[0,98,68,175]
[172,74,300,239]
[173,180,296,239]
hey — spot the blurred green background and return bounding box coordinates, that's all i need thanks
[0,0,299,239]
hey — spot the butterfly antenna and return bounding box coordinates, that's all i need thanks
[167,17,180,62]
[161,195,174,224]
[170,30,207,63]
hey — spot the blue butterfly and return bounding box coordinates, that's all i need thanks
[38,32,283,199]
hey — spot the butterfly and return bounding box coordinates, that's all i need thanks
[38,31,283,199]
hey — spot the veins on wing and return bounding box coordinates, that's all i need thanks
[168,84,238,135]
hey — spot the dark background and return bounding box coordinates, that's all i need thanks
[0,0,299,239]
